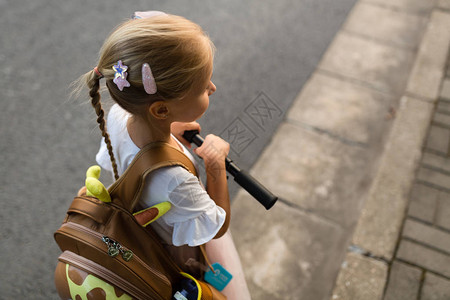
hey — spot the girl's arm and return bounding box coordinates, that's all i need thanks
[194,134,230,239]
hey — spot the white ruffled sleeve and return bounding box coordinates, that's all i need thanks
[165,173,226,247]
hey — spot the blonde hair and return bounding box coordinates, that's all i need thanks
[76,14,215,179]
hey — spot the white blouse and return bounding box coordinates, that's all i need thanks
[96,104,226,247]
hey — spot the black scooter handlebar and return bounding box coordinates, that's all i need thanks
[182,130,278,210]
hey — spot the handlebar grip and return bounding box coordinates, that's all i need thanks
[233,170,278,210]
[183,130,204,146]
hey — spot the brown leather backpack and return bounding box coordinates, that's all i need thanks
[54,142,225,300]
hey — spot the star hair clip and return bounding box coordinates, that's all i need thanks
[112,60,131,91]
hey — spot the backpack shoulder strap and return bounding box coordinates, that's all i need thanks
[108,142,198,212]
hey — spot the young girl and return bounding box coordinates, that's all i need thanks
[78,11,251,299]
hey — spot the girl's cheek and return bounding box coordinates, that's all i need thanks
[203,97,210,111]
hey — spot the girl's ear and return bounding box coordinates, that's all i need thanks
[148,101,169,119]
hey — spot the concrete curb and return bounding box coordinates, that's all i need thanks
[331,6,450,300]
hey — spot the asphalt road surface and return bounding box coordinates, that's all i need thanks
[0,0,356,298]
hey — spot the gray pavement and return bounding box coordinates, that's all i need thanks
[0,0,358,299]
[231,0,450,299]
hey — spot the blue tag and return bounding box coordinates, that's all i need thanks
[204,263,233,291]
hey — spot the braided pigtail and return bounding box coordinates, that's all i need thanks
[88,71,120,180]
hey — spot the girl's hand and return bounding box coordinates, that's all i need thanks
[171,121,201,148]
[194,134,230,167]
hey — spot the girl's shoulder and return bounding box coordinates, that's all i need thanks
[147,164,196,193]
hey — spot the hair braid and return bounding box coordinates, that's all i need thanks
[89,76,120,180]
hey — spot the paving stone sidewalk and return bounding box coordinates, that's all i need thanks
[383,48,450,300]
[229,1,450,299]
[332,3,450,299]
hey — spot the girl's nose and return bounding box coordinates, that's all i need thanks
[208,81,216,96]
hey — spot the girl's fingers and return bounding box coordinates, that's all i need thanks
[194,135,229,163]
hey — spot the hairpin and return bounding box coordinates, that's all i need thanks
[112,60,130,91]
[132,11,167,19]
[142,63,157,94]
